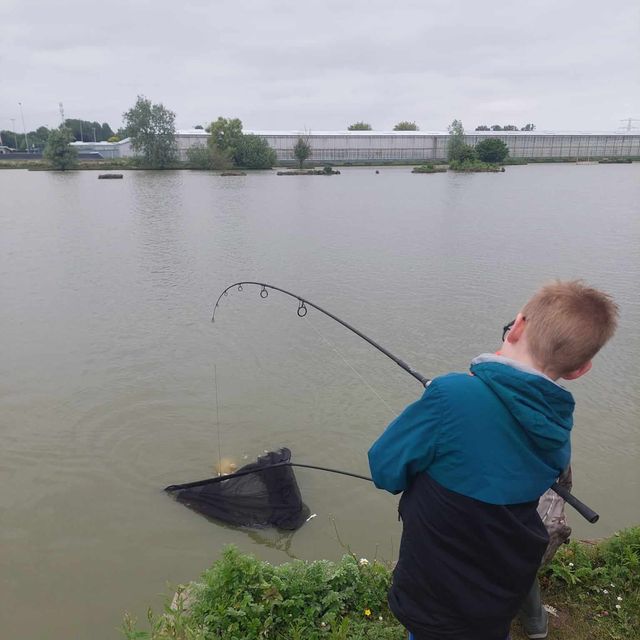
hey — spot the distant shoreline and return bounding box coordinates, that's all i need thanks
[0,157,638,172]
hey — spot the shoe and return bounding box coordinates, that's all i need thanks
[518,579,549,639]
[520,606,548,639]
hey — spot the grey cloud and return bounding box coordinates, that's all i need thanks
[0,0,638,133]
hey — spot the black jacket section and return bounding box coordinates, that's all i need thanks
[389,472,548,640]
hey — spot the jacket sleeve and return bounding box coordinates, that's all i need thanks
[367,380,443,494]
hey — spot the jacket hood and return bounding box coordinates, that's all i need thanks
[470,354,574,451]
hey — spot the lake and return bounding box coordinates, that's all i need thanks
[1,164,638,639]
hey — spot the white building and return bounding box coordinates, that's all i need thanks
[70,130,640,163]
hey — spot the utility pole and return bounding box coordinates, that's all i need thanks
[59,102,65,127]
[92,127,96,142]
[10,118,18,148]
[18,102,29,151]
[619,117,640,131]
[80,121,83,142]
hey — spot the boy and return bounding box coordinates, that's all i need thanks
[368,280,618,640]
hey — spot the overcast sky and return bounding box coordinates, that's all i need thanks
[1,0,638,133]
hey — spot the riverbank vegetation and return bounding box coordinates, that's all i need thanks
[278,166,340,175]
[449,159,505,172]
[122,526,639,640]
[447,119,509,172]
[186,117,276,170]
[412,164,447,173]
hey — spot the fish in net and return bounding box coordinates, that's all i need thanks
[165,448,311,530]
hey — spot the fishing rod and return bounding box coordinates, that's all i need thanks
[165,462,372,493]
[213,281,430,387]
[211,281,599,524]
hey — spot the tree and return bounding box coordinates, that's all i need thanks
[447,119,468,161]
[347,122,372,130]
[123,96,178,168]
[503,125,519,131]
[44,126,78,170]
[186,144,233,170]
[393,121,419,131]
[233,134,277,169]
[64,119,114,142]
[475,138,510,163]
[101,122,114,140]
[207,117,243,152]
[490,125,503,131]
[107,135,120,143]
[475,125,490,131]
[194,125,204,130]
[522,123,536,131]
[293,137,311,168]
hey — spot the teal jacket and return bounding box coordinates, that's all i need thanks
[368,354,574,504]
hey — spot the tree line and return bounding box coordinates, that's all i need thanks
[347,121,419,131]
[34,97,526,171]
[475,123,536,131]
[1,120,116,152]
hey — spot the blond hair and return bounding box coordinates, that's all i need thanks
[521,280,618,376]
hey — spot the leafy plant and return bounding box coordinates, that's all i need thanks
[186,144,233,170]
[347,122,372,130]
[43,126,78,170]
[293,137,312,169]
[539,527,640,638]
[123,96,178,169]
[393,121,419,131]
[476,138,510,163]
[232,134,276,169]
[124,547,404,640]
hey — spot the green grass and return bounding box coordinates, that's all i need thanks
[411,164,447,173]
[123,527,640,640]
[448,159,505,172]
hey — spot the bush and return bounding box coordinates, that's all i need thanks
[456,144,477,162]
[43,127,77,171]
[448,158,504,172]
[186,144,232,170]
[293,137,312,168]
[123,529,640,640]
[123,547,405,640]
[233,134,277,169]
[476,138,510,163]
[539,527,640,638]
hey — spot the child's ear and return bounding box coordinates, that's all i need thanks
[506,313,526,343]
[562,360,593,381]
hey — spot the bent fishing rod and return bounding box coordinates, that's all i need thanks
[209,281,599,524]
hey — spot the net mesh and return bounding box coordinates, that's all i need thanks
[165,448,310,530]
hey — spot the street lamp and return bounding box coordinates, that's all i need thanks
[18,102,29,151]
[10,118,18,148]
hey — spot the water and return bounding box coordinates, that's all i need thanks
[1,165,638,639]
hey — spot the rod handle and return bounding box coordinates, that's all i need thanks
[551,482,599,523]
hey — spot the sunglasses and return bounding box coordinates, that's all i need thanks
[502,319,515,342]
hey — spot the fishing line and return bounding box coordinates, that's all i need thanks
[208,281,600,524]
[304,315,396,415]
[214,363,222,475]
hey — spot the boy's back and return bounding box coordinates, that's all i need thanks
[369,359,573,639]
[368,281,619,640]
